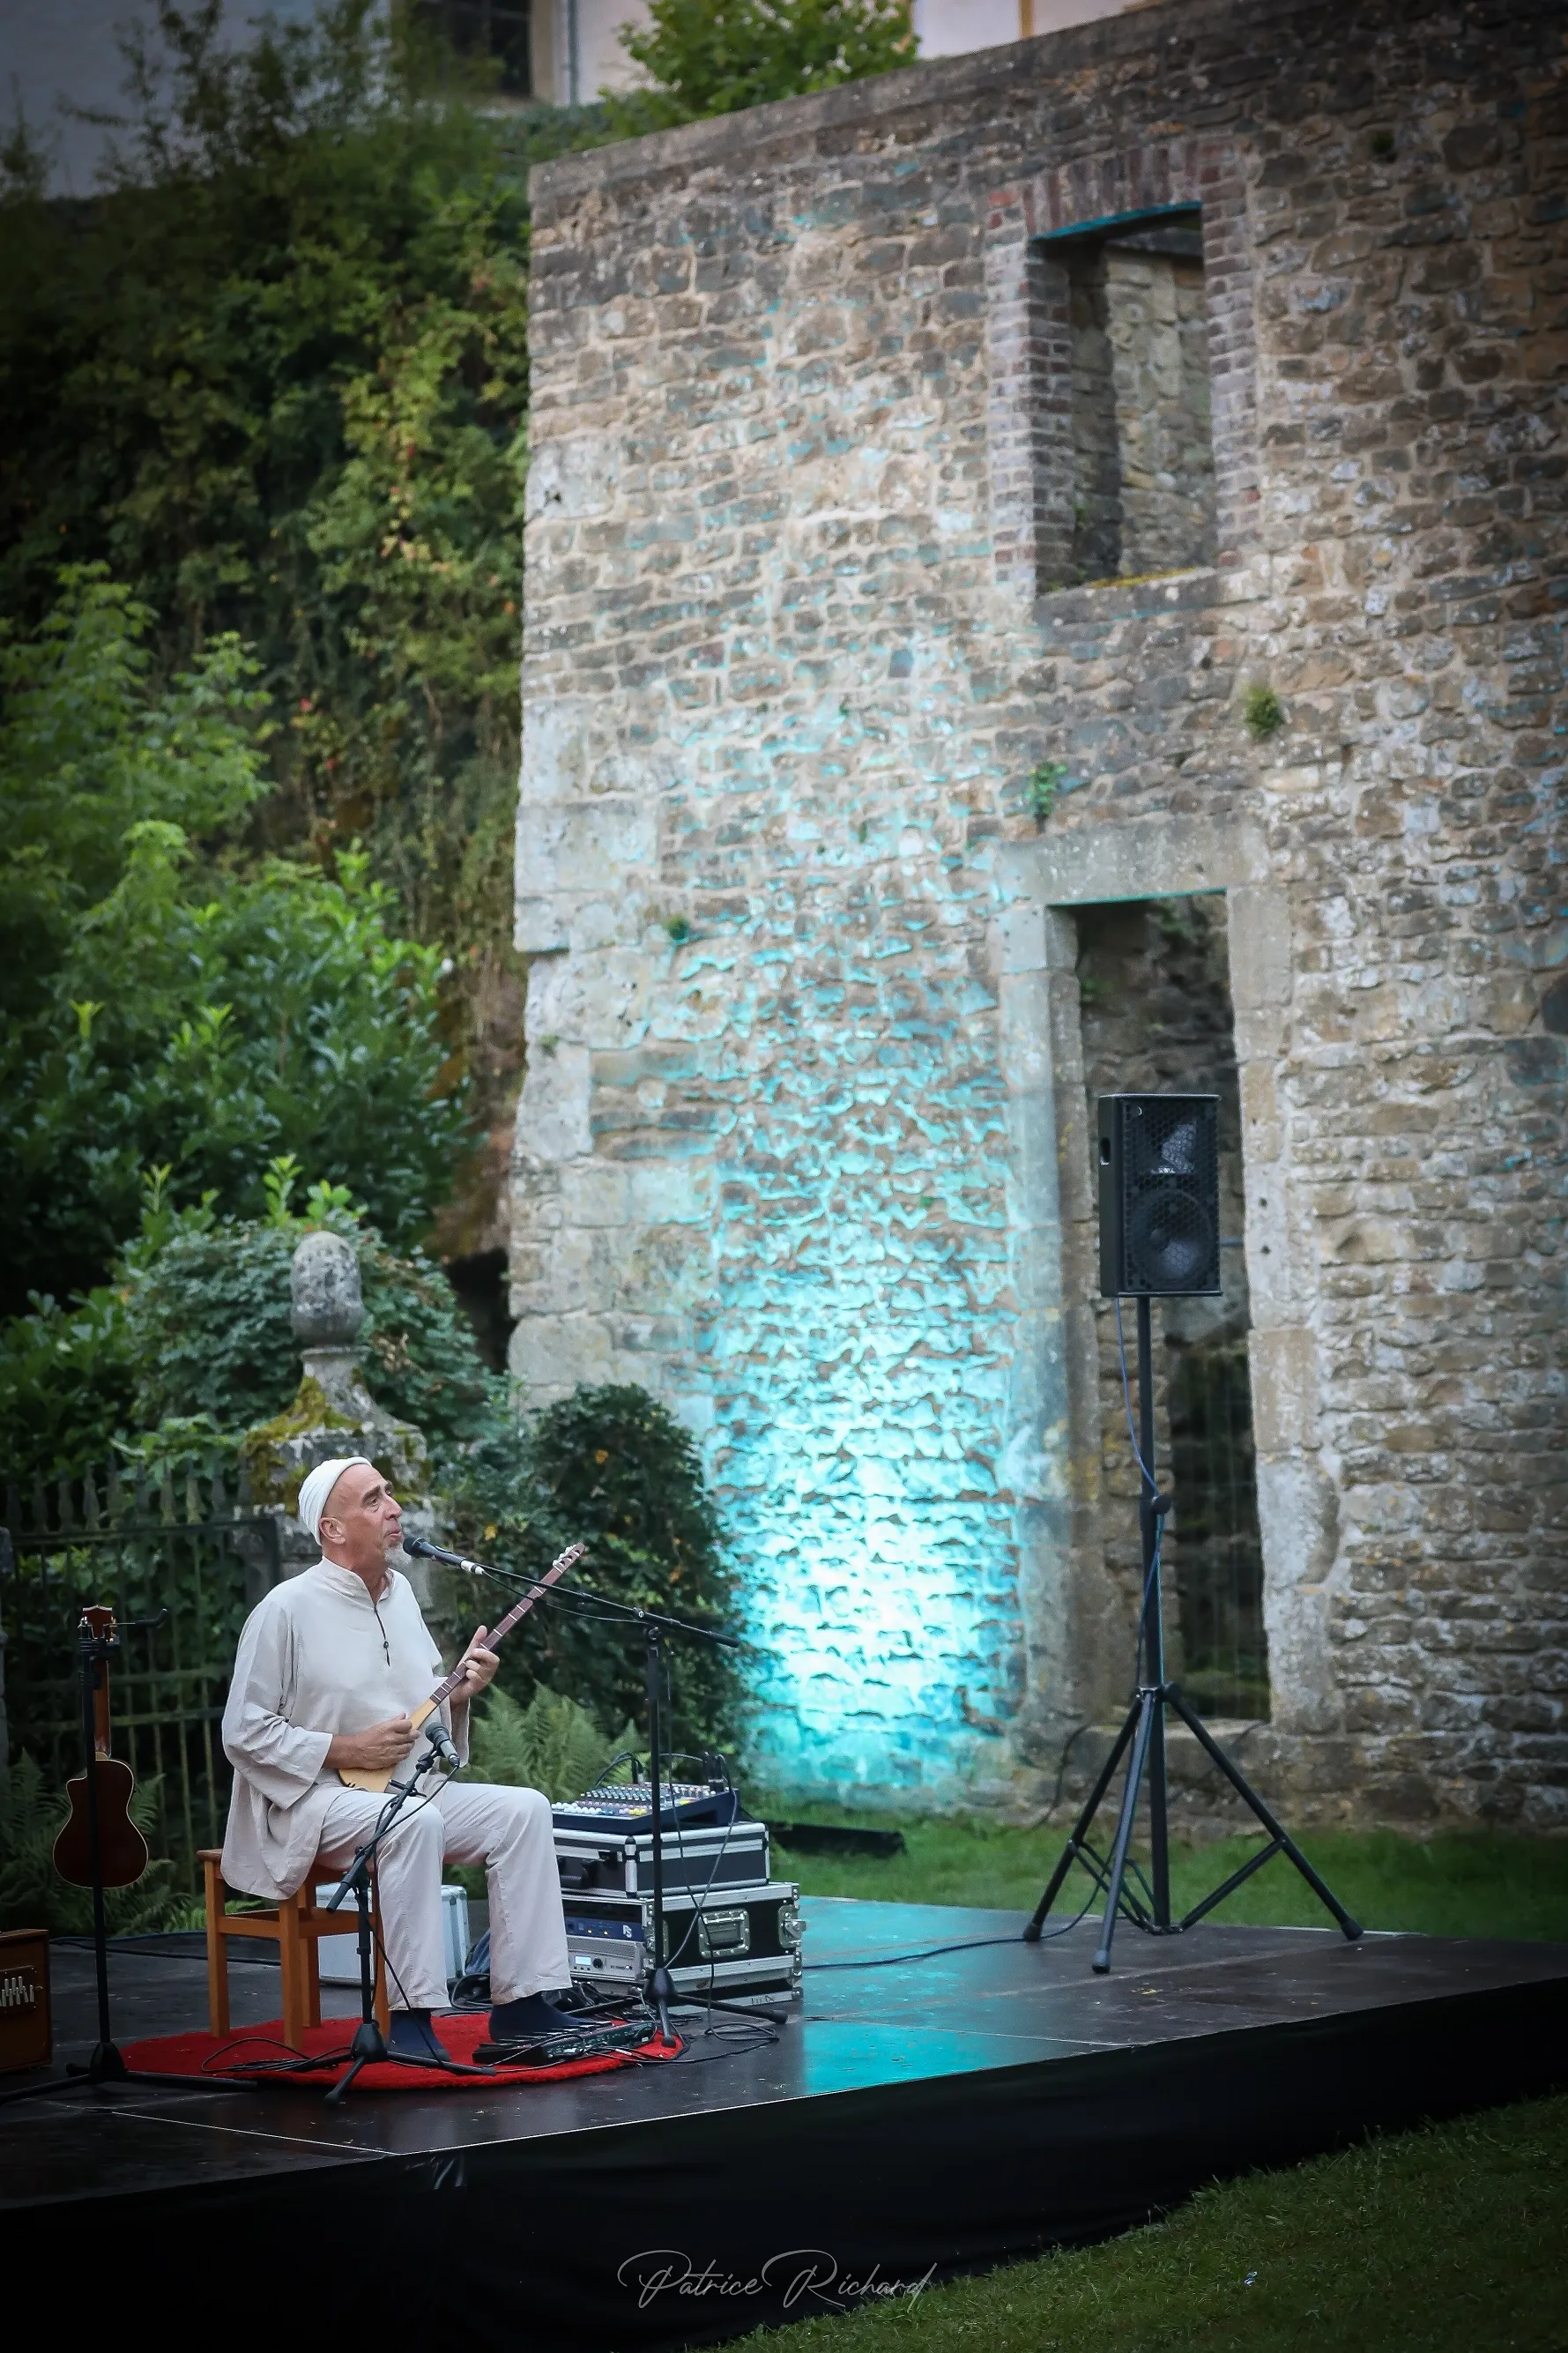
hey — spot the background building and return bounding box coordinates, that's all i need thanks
[527,4,1141,108]
[0,0,1143,180]
[512,0,1567,1827]
[0,0,322,191]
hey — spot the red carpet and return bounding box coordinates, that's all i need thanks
[124,2008,678,2090]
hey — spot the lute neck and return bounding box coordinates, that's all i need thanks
[79,1606,117,1760]
[427,1544,583,1708]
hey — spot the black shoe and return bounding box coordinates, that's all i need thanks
[385,2008,445,2061]
[487,1991,578,2044]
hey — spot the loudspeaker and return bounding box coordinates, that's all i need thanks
[1098,1094,1221,1297]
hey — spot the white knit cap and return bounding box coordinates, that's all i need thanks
[296,1456,373,1542]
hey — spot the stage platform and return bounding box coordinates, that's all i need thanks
[3,1897,1564,2348]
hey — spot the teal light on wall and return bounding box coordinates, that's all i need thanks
[703,1079,1028,1803]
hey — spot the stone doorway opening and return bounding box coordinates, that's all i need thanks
[1074,894,1269,1722]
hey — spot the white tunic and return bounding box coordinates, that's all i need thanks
[219,1558,466,1901]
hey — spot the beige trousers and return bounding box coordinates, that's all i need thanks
[317,1779,569,2012]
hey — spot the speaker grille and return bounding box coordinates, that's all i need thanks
[1101,1094,1222,1296]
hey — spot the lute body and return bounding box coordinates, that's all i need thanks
[338,1541,586,1793]
[53,1605,150,1890]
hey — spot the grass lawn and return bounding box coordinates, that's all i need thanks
[739,2094,1568,2353]
[767,1811,1568,1941]
[743,1813,1567,2353]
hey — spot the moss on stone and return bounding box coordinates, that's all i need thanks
[240,1374,361,1510]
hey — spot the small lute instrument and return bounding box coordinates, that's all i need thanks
[338,1541,587,1792]
[53,1605,150,1891]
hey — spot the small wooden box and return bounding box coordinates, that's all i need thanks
[0,1929,52,2074]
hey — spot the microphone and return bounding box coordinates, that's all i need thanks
[423,1720,460,1771]
[404,1535,482,1573]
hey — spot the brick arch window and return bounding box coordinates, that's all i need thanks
[1039,206,1215,587]
[985,141,1259,601]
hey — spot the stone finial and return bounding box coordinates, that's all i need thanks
[242,1229,438,1590]
[290,1229,363,1348]
[290,1231,371,1424]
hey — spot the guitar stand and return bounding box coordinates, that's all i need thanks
[3,1613,207,2110]
[73,1618,130,2087]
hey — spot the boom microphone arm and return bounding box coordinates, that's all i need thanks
[403,1534,740,1649]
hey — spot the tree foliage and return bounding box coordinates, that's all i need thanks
[0,4,924,1307]
[606,0,916,131]
[0,570,470,1314]
[0,1,534,1112]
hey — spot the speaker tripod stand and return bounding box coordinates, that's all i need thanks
[1026,1292,1363,1974]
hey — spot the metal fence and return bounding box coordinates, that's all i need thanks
[1,1462,279,1890]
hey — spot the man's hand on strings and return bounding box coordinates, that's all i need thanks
[452,1628,501,1702]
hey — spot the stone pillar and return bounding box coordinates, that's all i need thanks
[240,1231,438,1593]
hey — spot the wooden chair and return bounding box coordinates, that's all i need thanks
[200,1849,390,2051]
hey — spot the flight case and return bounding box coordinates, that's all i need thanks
[554,1818,771,1898]
[552,1780,771,1898]
[562,1880,804,2007]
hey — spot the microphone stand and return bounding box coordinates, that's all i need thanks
[311,1724,487,2104]
[635,1599,780,2039]
[423,1546,777,2037]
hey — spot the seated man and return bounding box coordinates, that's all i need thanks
[221,1453,575,2059]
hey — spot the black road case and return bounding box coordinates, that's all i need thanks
[553,1814,771,1898]
[562,1880,803,2007]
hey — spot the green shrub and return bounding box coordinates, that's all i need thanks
[0,1169,500,1490]
[0,1287,137,1484]
[463,1686,636,1803]
[124,1203,497,1461]
[1243,683,1286,741]
[449,1383,739,1754]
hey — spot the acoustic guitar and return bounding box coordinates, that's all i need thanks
[338,1541,587,1793]
[53,1605,150,1891]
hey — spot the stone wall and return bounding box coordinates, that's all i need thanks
[515,0,1567,1824]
